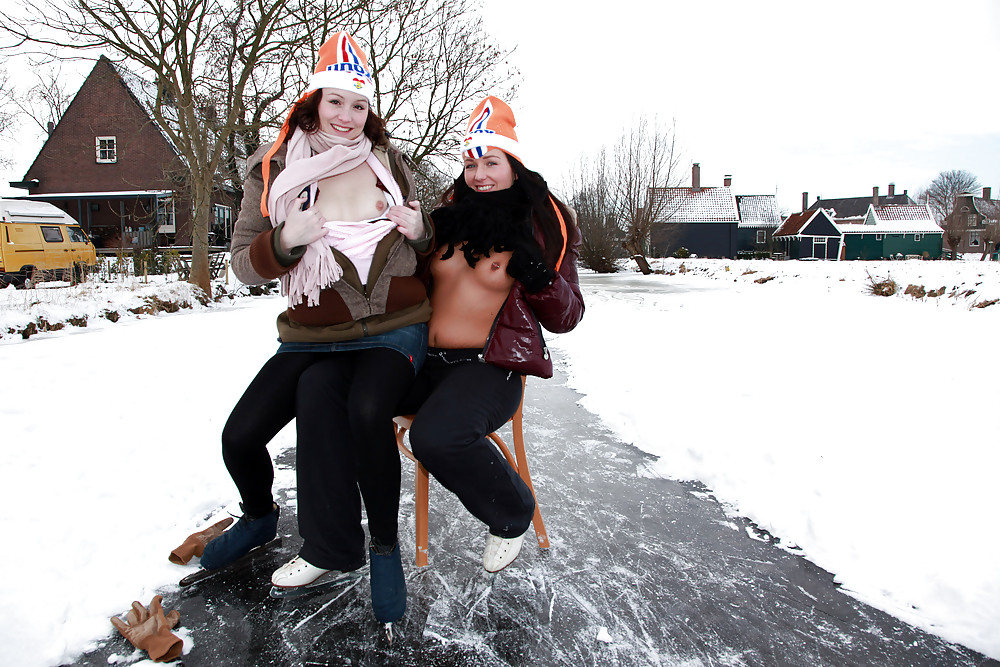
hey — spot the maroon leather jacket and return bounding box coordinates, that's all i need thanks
[482,221,585,378]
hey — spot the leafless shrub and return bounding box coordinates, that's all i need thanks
[866,271,898,297]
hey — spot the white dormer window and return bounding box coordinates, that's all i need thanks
[96,136,117,163]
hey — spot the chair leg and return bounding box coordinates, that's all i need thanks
[415,463,429,567]
[512,406,549,549]
[395,420,429,566]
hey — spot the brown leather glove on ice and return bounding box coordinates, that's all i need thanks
[110,595,182,662]
[168,517,234,565]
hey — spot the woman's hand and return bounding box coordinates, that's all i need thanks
[279,193,328,252]
[387,201,423,240]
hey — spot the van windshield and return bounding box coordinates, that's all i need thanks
[67,226,89,243]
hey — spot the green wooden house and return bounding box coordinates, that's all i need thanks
[838,204,943,260]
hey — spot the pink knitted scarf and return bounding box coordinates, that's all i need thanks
[267,128,401,307]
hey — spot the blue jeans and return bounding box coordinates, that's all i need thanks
[277,323,428,373]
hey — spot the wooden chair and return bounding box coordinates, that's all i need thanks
[393,376,549,566]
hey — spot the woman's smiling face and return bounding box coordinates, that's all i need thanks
[463,148,515,193]
[317,88,369,139]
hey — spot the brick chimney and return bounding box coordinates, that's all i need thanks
[984,186,993,200]
[872,186,879,207]
[692,163,701,192]
[802,192,809,211]
[723,174,732,187]
[888,182,895,197]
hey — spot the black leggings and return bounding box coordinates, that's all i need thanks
[222,348,414,570]
[398,351,536,538]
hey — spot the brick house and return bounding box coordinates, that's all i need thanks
[944,188,999,258]
[8,55,236,249]
[648,164,781,258]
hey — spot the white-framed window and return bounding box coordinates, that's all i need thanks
[157,197,176,234]
[914,234,922,241]
[970,230,981,246]
[875,234,884,240]
[96,136,117,163]
[213,204,232,242]
[756,230,766,244]
[967,213,977,228]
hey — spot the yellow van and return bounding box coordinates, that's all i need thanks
[0,199,98,287]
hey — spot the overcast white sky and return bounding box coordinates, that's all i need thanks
[479,0,1000,212]
[2,0,998,214]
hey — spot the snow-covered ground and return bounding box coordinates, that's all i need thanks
[1,256,998,665]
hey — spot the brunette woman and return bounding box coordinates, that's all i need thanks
[398,96,584,573]
[198,32,428,628]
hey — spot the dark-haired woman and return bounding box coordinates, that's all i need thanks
[199,32,427,625]
[398,96,584,573]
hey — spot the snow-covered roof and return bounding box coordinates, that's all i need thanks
[872,204,935,223]
[973,197,1000,220]
[649,186,739,223]
[21,190,173,199]
[838,220,943,235]
[808,193,915,218]
[834,204,942,235]
[735,195,781,228]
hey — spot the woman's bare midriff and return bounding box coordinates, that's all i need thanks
[429,247,515,349]
[314,162,389,221]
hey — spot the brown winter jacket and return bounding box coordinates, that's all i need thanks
[231,141,433,343]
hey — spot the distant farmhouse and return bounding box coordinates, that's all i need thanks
[8,55,236,249]
[648,164,782,259]
[774,185,943,260]
[944,187,999,258]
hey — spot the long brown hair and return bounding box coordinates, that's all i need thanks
[439,154,576,269]
[259,90,390,217]
[286,89,389,148]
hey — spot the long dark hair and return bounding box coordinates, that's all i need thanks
[439,154,576,268]
[286,89,389,148]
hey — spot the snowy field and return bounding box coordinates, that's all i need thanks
[1,256,998,665]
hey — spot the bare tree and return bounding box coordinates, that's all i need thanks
[357,0,518,170]
[918,169,980,258]
[12,63,74,137]
[567,150,624,273]
[1,0,519,293]
[975,195,1000,261]
[980,219,1000,261]
[0,69,17,168]
[611,117,683,274]
[0,0,325,296]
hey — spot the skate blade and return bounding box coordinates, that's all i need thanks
[179,537,282,587]
[269,569,364,599]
